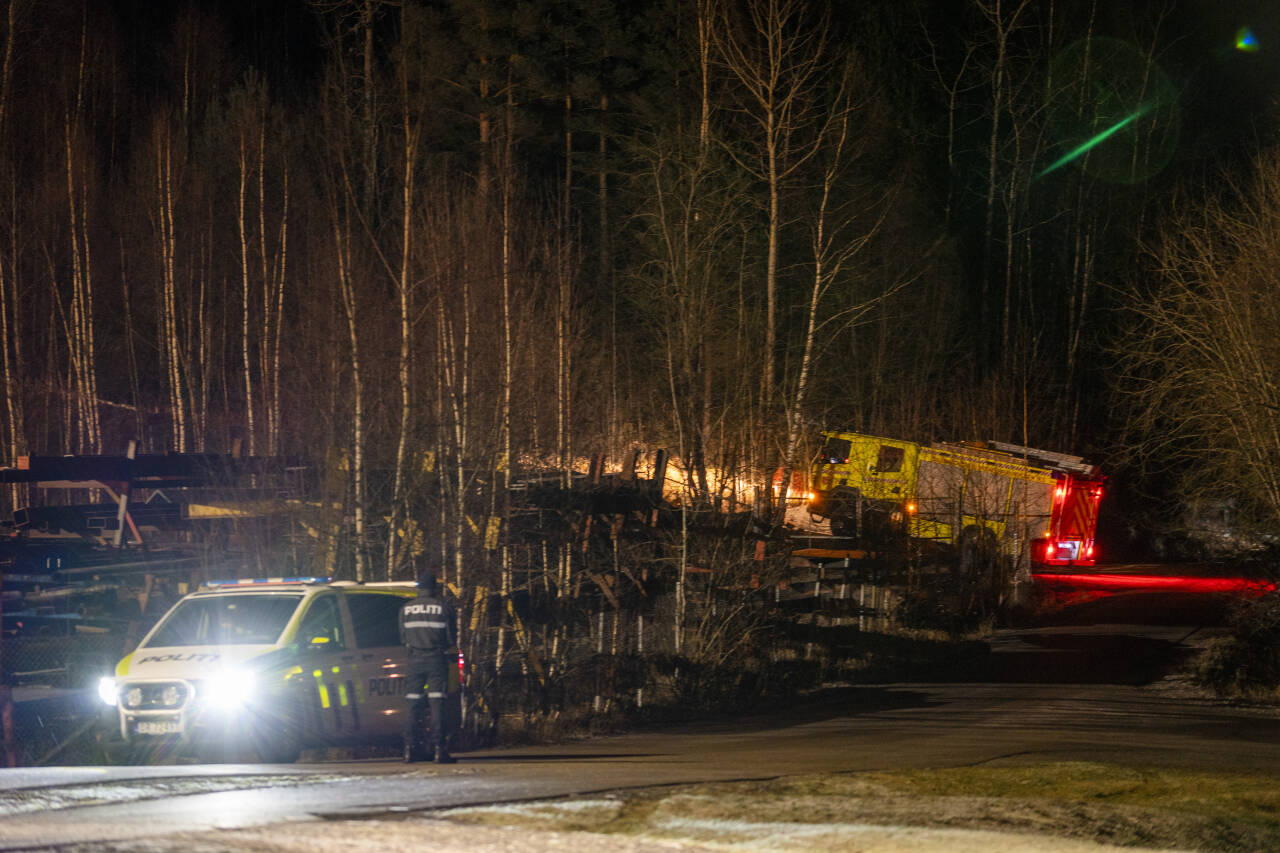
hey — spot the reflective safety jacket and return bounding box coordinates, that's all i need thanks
[399,593,457,656]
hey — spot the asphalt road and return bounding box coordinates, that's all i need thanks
[2,601,1278,850]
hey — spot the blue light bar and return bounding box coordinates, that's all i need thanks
[203,576,331,588]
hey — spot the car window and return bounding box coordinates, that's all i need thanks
[144,594,303,647]
[347,593,407,648]
[297,594,344,648]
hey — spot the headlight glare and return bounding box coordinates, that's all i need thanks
[97,677,117,706]
[204,667,256,710]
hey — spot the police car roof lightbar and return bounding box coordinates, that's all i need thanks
[203,576,332,588]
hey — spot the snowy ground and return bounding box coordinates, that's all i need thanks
[73,772,1211,853]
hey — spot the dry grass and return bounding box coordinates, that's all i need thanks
[438,763,1280,851]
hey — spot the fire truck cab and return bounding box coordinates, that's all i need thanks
[808,431,1103,567]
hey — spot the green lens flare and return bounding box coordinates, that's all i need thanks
[1045,37,1179,183]
[1038,101,1156,178]
[1236,27,1259,52]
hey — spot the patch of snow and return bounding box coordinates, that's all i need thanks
[444,799,622,818]
[0,775,351,817]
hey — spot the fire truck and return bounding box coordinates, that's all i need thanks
[807,431,1104,567]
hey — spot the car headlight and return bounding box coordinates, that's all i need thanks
[203,667,257,710]
[97,676,117,706]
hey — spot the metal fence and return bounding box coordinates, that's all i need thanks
[5,627,133,689]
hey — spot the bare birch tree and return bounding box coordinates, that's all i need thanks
[385,14,425,579]
[317,57,371,580]
[328,206,368,581]
[1118,148,1280,529]
[313,0,394,581]
[236,98,258,457]
[0,1,19,510]
[228,77,292,459]
[57,13,101,455]
[715,0,831,430]
[975,0,1030,364]
[151,117,188,452]
[496,82,516,674]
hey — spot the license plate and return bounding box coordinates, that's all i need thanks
[136,719,183,735]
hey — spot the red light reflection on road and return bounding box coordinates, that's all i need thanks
[1033,572,1275,596]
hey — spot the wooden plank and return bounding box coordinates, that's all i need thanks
[791,547,875,561]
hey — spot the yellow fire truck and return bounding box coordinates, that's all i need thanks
[807,431,1103,567]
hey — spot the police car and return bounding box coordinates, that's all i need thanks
[97,577,461,763]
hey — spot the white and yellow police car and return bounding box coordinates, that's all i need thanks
[97,577,460,763]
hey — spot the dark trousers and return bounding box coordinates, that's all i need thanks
[402,653,450,750]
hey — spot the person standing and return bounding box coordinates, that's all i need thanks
[398,569,458,763]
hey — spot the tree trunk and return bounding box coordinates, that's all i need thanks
[331,217,366,582]
[559,92,573,486]
[155,124,187,451]
[237,129,256,456]
[0,0,19,511]
[387,75,418,580]
[269,168,289,457]
[498,85,515,677]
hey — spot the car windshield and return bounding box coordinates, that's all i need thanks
[144,594,304,647]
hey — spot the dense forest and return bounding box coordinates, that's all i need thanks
[3,0,1280,578]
